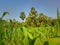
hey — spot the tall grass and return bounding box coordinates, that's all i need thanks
[0,21,59,45]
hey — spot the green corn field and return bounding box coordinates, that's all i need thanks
[0,7,60,45]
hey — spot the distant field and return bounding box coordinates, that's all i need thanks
[48,38,60,45]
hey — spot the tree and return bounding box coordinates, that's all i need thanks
[38,13,48,23]
[0,12,9,20]
[20,12,26,20]
[26,7,38,27]
[55,8,60,36]
[57,8,60,19]
[29,7,38,19]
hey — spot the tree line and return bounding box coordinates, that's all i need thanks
[0,7,60,27]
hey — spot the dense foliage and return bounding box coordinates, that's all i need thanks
[0,7,60,45]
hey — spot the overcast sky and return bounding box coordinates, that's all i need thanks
[0,0,60,21]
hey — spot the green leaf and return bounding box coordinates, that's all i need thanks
[34,38,41,45]
[27,32,33,40]
[23,37,29,45]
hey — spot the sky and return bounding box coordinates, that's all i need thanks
[0,0,60,22]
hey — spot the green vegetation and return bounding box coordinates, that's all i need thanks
[48,38,60,45]
[0,7,60,45]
